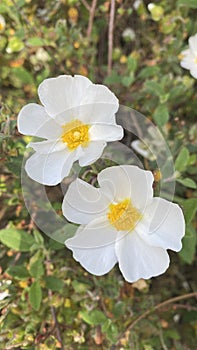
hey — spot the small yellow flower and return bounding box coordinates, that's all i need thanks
[74,41,80,49]
[68,7,78,24]
[120,55,127,64]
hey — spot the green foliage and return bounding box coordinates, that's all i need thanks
[29,281,42,311]
[0,229,36,252]
[0,0,197,349]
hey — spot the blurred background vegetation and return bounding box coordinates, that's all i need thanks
[0,0,197,349]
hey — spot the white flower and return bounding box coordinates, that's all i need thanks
[63,165,185,283]
[180,33,197,79]
[18,75,123,185]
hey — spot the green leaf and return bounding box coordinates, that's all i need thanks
[12,67,34,85]
[29,259,44,279]
[7,266,30,280]
[29,281,42,311]
[0,229,36,252]
[6,37,24,53]
[176,178,196,189]
[127,57,137,72]
[138,66,160,79]
[178,0,197,9]
[72,280,90,293]
[27,37,45,47]
[80,309,107,326]
[104,71,121,85]
[153,104,169,127]
[121,75,134,87]
[144,80,164,98]
[182,198,197,224]
[44,276,64,291]
[179,227,197,264]
[175,147,190,172]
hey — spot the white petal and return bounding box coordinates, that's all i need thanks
[65,217,117,248]
[115,231,170,283]
[89,124,123,142]
[189,33,197,56]
[65,219,118,275]
[27,139,65,153]
[18,103,62,138]
[190,67,197,79]
[81,83,119,111]
[98,165,154,209]
[62,178,109,225]
[38,75,92,117]
[25,149,77,185]
[180,50,195,70]
[78,141,107,166]
[137,197,185,252]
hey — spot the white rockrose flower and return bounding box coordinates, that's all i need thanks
[18,75,123,185]
[63,165,185,283]
[180,33,197,79]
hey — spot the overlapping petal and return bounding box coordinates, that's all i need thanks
[89,124,123,142]
[18,103,62,139]
[25,149,77,186]
[137,197,185,252]
[97,165,154,209]
[115,231,170,283]
[78,141,107,167]
[65,219,118,275]
[38,75,92,117]
[62,178,109,225]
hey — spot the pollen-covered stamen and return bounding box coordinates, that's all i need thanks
[61,119,90,150]
[107,198,142,231]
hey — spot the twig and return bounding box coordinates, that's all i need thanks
[81,0,91,12]
[107,0,115,75]
[116,292,197,346]
[45,256,64,350]
[87,0,97,39]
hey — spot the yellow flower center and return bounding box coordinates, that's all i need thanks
[0,23,4,31]
[107,198,142,231]
[61,119,90,151]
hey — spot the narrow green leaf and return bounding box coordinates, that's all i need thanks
[7,266,30,280]
[175,147,189,172]
[29,259,44,279]
[44,276,64,291]
[153,104,169,127]
[176,178,197,189]
[0,229,35,252]
[29,281,42,311]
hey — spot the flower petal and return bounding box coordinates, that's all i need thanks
[190,67,197,79]
[78,141,107,167]
[18,103,62,138]
[27,139,65,154]
[115,231,170,283]
[38,75,92,117]
[137,197,185,252]
[65,219,118,275]
[62,178,109,225]
[98,165,154,209]
[89,124,123,142]
[81,83,119,111]
[180,50,195,70]
[25,149,77,185]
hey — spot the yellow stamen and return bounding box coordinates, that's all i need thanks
[107,198,142,231]
[61,119,90,151]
